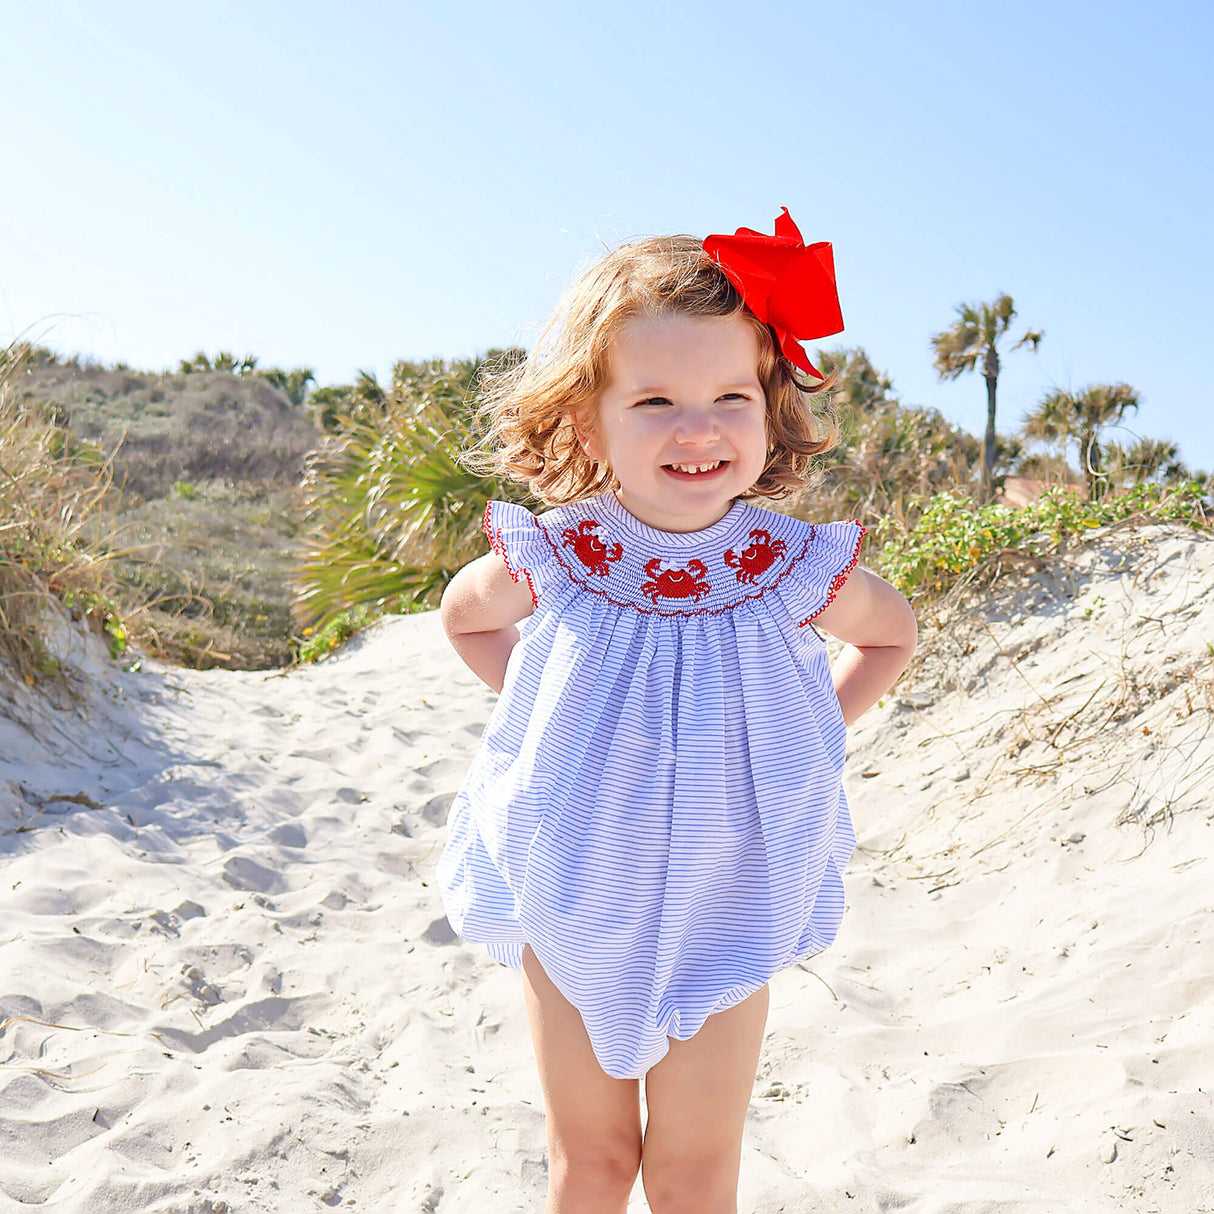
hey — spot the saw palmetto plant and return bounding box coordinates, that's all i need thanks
[292,355,531,630]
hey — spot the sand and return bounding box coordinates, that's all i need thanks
[1,525,1212,1213]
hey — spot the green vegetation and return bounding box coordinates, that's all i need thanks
[9,345,318,669]
[1022,384,1140,502]
[297,605,373,663]
[3,315,1210,679]
[177,349,317,407]
[811,348,981,526]
[1106,436,1185,486]
[293,353,528,630]
[875,482,1212,604]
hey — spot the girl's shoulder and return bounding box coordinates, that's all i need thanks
[481,497,591,566]
[730,501,866,576]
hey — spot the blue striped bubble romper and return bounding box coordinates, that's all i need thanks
[437,490,866,1079]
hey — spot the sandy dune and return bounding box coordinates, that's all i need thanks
[2,525,1212,1212]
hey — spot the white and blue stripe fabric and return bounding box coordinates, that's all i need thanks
[437,490,865,1079]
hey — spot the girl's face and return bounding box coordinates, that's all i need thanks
[583,312,768,533]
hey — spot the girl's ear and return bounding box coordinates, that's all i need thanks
[573,411,603,462]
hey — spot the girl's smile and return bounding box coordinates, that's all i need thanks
[664,460,727,478]
[582,312,769,533]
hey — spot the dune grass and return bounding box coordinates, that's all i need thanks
[0,345,128,689]
[14,347,318,669]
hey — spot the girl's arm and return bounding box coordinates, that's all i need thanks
[811,568,917,726]
[440,553,536,693]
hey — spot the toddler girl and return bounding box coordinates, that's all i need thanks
[437,210,917,1213]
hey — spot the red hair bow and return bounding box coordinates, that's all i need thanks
[702,207,843,378]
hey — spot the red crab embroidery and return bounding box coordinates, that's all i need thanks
[561,519,623,576]
[723,529,787,584]
[641,558,711,603]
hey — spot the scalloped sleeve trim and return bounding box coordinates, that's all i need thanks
[483,500,542,607]
[795,520,867,627]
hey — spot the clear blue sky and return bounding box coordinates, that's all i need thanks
[4,0,1212,470]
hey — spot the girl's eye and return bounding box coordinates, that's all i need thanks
[633,394,753,407]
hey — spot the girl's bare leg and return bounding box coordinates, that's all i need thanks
[521,946,643,1213]
[639,985,769,1214]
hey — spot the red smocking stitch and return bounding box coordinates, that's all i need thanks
[798,521,867,627]
[485,501,863,622]
[560,519,623,575]
[483,502,538,607]
[640,558,711,603]
[723,529,787,584]
[536,521,814,619]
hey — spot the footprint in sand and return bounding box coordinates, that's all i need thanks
[221,854,284,894]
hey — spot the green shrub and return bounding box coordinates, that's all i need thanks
[293,354,530,631]
[297,605,372,662]
[876,483,1212,603]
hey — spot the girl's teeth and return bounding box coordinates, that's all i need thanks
[670,462,722,473]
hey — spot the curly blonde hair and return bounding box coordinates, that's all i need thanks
[463,233,838,505]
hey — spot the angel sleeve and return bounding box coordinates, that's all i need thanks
[482,500,555,607]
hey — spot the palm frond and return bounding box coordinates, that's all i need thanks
[988,294,1017,338]
[930,319,982,379]
[292,359,531,629]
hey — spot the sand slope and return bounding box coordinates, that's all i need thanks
[1,526,1212,1213]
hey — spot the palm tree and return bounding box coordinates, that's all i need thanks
[179,351,212,374]
[931,295,1043,501]
[1021,383,1140,501]
[1105,436,1186,486]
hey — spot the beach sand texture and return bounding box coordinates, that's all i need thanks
[2,526,1212,1213]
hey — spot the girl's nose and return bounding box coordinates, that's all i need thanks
[674,407,719,443]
